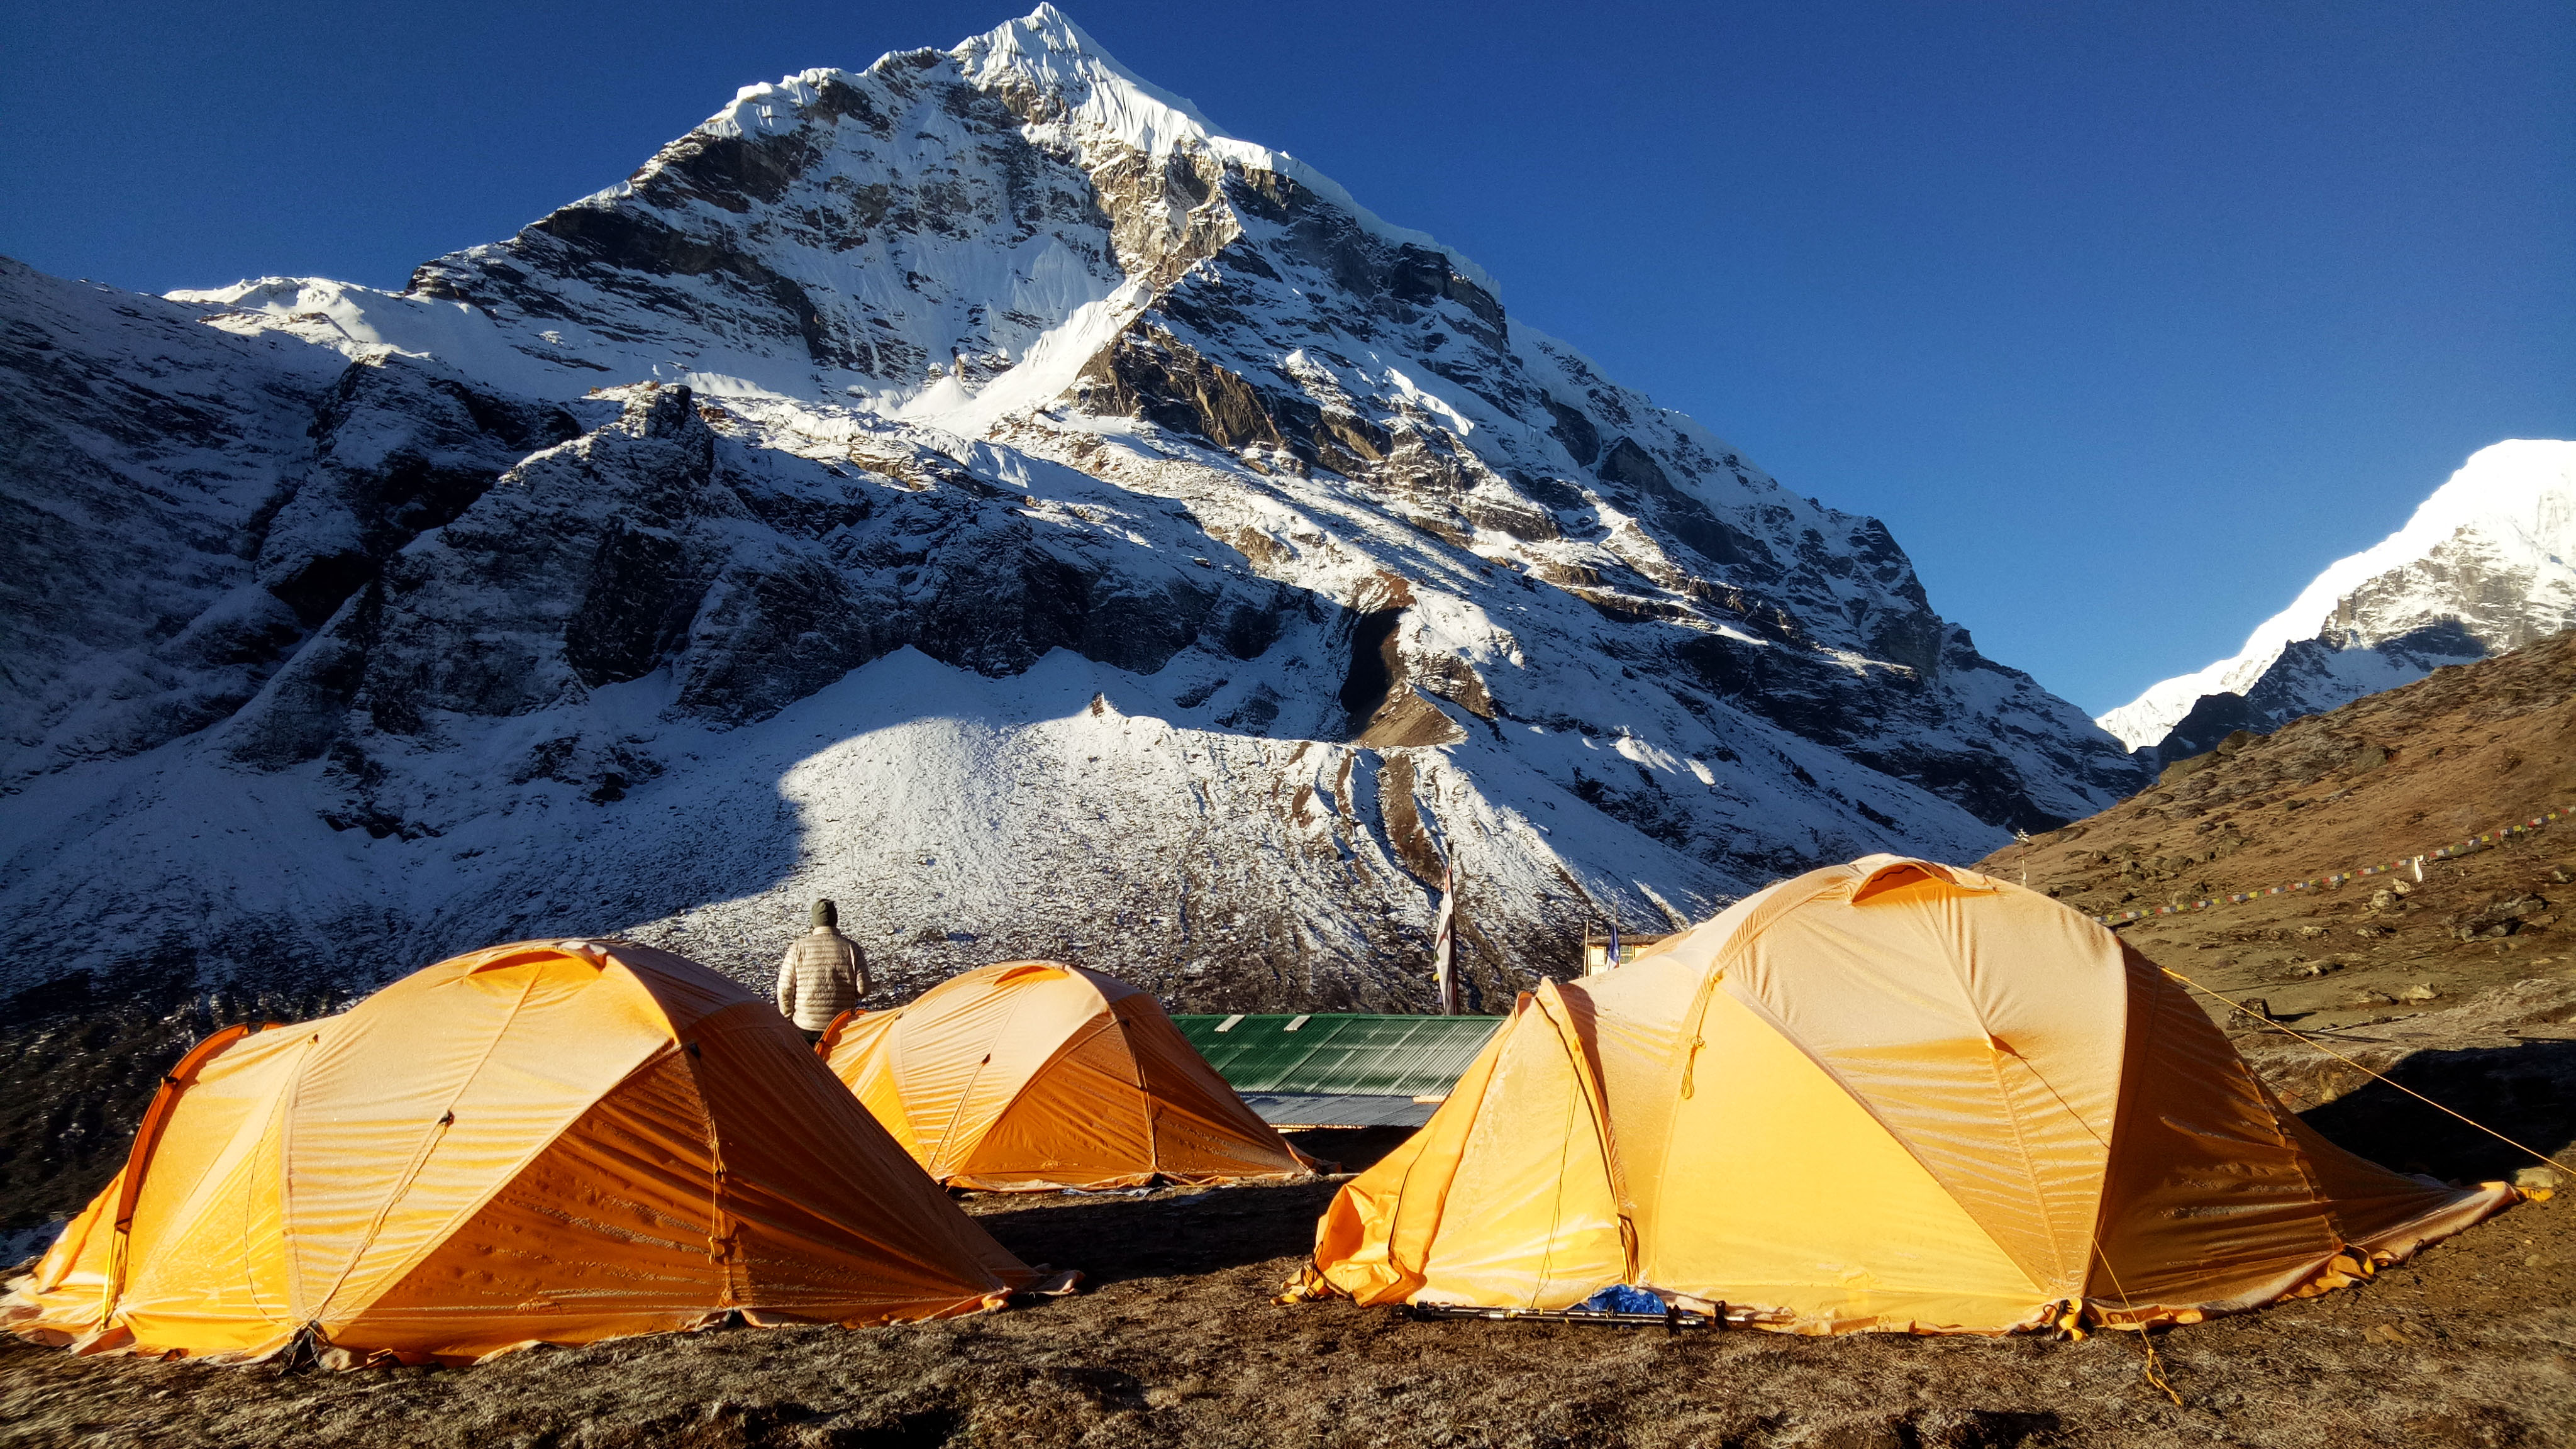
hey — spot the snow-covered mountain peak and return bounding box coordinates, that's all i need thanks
[695,6,1203,155]
[0,11,2144,1011]
[2099,439,2576,754]
[950,6,1495,296]
[168,3,1499,418]
[953,4,1226,155]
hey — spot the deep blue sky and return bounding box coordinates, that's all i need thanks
[5,1,2569,714]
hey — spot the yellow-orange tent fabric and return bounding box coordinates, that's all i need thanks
[819,962,1315,1191]
[1300,856,2518,1335]
[3,940,1030,1365]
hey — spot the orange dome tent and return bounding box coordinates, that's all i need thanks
[819,961,1316,1191]
[1292,856,2519,1334]
[3,940,1030,1366]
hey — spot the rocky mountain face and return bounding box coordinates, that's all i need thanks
[2101,440,2576,764]
[0,6,2142,1016]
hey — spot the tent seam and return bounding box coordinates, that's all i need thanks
[1529,1060,1582,1311]
[1929,896,2072,1291]
[306,968,548,1323]
[98,1024,262,1324]
[348,1038,695,1330]
[2080,947,2172,1308]
[1713,984,2046,1303]
[312,958,680,1328]
[1640,876,1845,1245]
[1534,984,1631,1294]
[1978,1033,2065,1289]
[962,1014,1125,1179]
[1113,1001,1158,1180]
[918,976,1052,1177]
[1387,999,1524,1294]
[2075,915,2137,1294]
[671,1029,743,1307]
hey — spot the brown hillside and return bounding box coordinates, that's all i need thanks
[1979,630,2576,1202]
[1979,628,2576,1041]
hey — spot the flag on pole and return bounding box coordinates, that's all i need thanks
[1431,858,1460,1016]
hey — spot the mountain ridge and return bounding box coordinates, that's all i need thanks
[2100,439,2576,760]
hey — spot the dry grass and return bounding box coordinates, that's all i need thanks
[1978,630,2576,1046]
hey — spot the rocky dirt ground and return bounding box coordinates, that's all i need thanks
[1,1113,2567,1449]
[5,638,2573,1446]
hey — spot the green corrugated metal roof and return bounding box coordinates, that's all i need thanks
[1171,1014,1503,1097]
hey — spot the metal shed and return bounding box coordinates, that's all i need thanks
[1169,1013,1504,1130]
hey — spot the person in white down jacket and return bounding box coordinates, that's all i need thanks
[777,897,869,1043]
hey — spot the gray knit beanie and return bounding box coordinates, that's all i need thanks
[812,898,838,929]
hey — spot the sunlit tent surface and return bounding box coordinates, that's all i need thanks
[4,940,1031,1365]
[820,962,1315,1191]
[1299,857,2518,1334]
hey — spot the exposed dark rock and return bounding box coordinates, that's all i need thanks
[1336,607,1404,733]
[564,524,709,688]
[1077,327,1291,456]
[2148,690,2272,769]
[1597,436,1777,577]
[257,357,580,628]
[1515,474,1592,513]
[1458,489,1560,543]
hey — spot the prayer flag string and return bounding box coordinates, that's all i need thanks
[2072,807,2570,926]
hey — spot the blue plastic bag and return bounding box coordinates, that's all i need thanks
[1579,1284,1666,1314]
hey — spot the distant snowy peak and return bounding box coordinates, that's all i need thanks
[952,3,1236,155]
[2099,439,2576,753]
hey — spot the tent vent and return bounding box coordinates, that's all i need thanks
[1850,859,1988,904]
[1214,1014,1245,1033]
[466,947,588,976]
[1284,1015,1312,1032]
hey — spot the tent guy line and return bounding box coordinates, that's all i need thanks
[2162,965,2575,1180]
